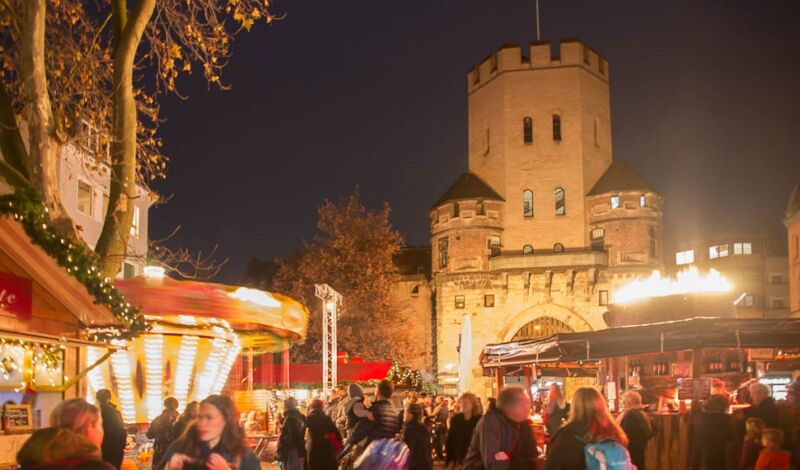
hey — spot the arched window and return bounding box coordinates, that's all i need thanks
[523,245,534,255]
[555,187,565,215]
[523,117,533,144]
[523,189,534,218]
[553,243,565,253]
[552,114,562,141]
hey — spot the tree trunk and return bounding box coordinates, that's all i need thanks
[95,0,156,278]
[0,80,31,189]
[19,0,60,206]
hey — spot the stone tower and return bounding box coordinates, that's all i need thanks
[425,39,664,396]
[467,39,612,252]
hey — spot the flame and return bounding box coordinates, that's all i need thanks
[611,266,732,304]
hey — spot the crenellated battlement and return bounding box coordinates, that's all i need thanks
[467,39,609,93]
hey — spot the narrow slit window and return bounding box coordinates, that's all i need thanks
[552,115,562,141]
[476,200,485,216]
[523,117,533,144]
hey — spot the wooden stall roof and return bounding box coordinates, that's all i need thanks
[481,317,800,368]
[0,218,117,327]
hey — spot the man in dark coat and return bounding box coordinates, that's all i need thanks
[402,403,433,470]
[745,382,779,427]
[618,391,654,470]
[96,389,127,469]
[146,397,179,469]
[463,387,538,470]
[306,399,342,470]
[277,398,306,470]
[368,380,400,442]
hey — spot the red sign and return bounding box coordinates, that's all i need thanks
[0,272,32,320]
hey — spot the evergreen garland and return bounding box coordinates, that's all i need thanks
[0,188,147,341]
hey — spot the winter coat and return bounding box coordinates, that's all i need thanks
[746,397,779,428]
[305,409,342,470]
[98,401,127,469]
[278,409,307,460]
[403,420,433,470]
[545,421,589,470]
[369,399,400,442]
[739,438,764,470]
[462,407,538,470]
[619,408,653,470]
[159,440,260,470]
[545,401,568,437]
[17,427,114,470]
[446,413,480,464]
[147,409,179,469]
[689,410,733,470]
[755,448,792,470]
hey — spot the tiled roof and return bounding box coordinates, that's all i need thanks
[588,161,655,196]
[433,173,504,207]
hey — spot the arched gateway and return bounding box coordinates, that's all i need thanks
[511,316,574,341]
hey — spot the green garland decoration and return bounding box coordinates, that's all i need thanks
[0,188,147,341]
[386,361,422,389]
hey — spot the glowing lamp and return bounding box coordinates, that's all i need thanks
[143,266,165,279]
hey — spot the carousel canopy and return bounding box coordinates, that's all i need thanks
[481,317,800,369]
[115,274,309,351]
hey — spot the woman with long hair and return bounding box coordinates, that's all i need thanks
[546,387,629,470]
[160,395,259,470]
[545,383,568,437]
[17,398,114,469]
[445,393,481,468]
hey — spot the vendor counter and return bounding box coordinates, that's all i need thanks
[0,433,31,469]
[643,404,799,470]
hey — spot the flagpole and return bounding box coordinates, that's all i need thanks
[535,0,541,41]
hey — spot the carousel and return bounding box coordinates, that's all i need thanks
[86,266,308,424]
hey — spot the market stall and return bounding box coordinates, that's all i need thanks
[0,213,126,468]
[481,317,800,469]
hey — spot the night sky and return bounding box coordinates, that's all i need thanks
[151,0,800,283]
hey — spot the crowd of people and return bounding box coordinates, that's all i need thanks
[9,378,799,470]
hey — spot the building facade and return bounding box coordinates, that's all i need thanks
[666,233,789,318]
[1,121,151,278]
[424,39,663,395]
[785,184,800,318]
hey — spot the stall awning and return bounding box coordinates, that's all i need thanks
[256,361,392,386]
[480,317,800,368]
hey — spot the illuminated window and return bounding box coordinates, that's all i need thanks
[553,243,564,253]
[599,290,609,306]
[123,262,136,279]
[675,249,694,265]
[523,117,533,144]
[640,195,646,207]
[476,200,485,216]
[77,181,93,215]
[523,245,534,255]
[709,244,729,259]
[523,189,534,218]
[438,237,449,269]
[555,187,565,215]
[455,295,465,309]
[590,228,605,240]
[484,295,495,308]
[742,295,755,308]
[733,242,752,255]
[130,206,140,238]
[552,115,562,141]
[487,236,501,248]
[610,195,620,209]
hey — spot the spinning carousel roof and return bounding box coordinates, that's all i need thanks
[115,274,309,351]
